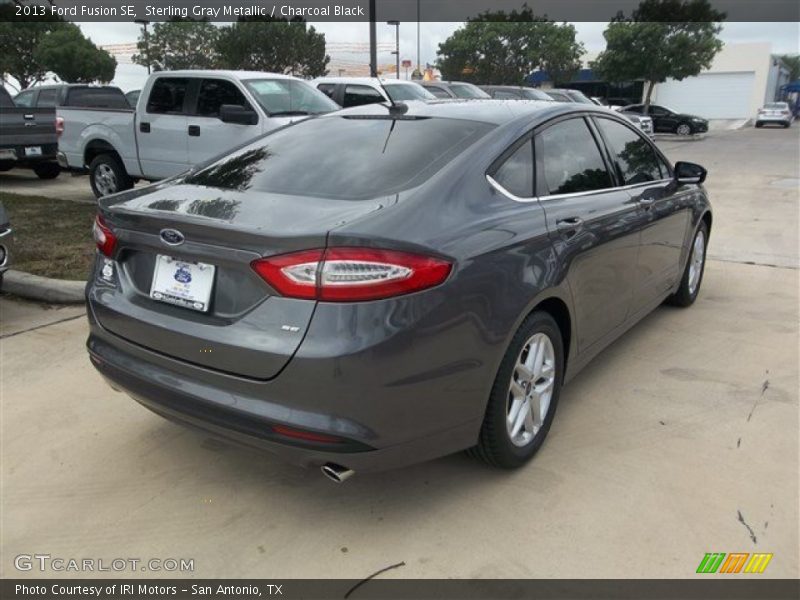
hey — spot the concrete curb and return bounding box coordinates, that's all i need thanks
[2,270,85,304]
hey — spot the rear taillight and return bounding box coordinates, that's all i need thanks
[251,248,452,302]
[93,214,117,257]
[55,116,64,138]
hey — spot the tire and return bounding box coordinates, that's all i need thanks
[675,122,693,136]
[755,121,763,128]
[33,162,60,179]
[89,153,132,198]
[0,160,14,172]
[667,222,708,308]
[469,311,564,468]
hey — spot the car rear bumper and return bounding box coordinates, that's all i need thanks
[86,298,486,473]
[0,143,58,165]
[756,115,792,124]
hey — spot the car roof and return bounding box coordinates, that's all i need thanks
[311,77,421,86]
[317,98,605,126]
[155,70,299,81]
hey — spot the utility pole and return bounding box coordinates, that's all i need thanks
[387,21,400,79]
[417,0,421,74]
[369,0,377,77]
[134,19,151,74]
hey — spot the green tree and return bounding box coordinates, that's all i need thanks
[779,54,800,82]
[436,8,584,85]
[215,18,329,78]
[132,19,221,71]
[33,24,116,83]
[0,5,65,89]
[592,0,725,109]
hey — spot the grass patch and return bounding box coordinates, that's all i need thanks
[1,192,96,280]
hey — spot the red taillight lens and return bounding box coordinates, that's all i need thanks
[93,214,117,257]
[251,247,452,302]
[271,424,343,444]
[55,116,64,138]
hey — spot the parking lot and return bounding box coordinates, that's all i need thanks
[1,126,798,579]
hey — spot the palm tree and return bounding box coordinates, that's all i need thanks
[780,55,800,82]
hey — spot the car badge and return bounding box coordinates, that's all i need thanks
[160,228,185,246]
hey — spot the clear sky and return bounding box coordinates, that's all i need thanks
[59,21,800,91]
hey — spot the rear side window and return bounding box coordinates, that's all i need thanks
[66,87,128,108]
[196,79,251,117]
[343,85,383,108]
[595,118,666,184]
[37,89,57,107]
[316,83,337,100]
[147,78,189,114]
[493,139,533,197]
[0,88,15,108]
[494,90,519,100]
[14,90,35,107]
[536,118,613,196]
[187,116,495,200]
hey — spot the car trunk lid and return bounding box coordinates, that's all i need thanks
[90,183,387,379]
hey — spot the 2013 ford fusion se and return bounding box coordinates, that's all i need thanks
[86,100,711,482]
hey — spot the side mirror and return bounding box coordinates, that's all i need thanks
[219,104,258,125]
[674,161,707,185]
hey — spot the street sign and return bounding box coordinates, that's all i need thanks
[402,59,412,68]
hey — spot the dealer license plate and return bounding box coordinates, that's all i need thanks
[150,255,215,312]
[24,146,42,157]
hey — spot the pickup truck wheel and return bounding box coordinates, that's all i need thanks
[89,154,132,198]
[33,162,60,180]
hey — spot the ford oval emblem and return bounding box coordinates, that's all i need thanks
[160,228,185,246]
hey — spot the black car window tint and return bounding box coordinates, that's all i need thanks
[537,118,613,195]
[595,118,663,185]
[146,78,189,114]
[196,79,251,117]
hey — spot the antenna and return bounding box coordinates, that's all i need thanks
[374,76,408,115]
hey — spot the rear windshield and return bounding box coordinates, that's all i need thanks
[66,87,129,109]
[384,84,436,101]
[186,115,495,199]
[765,102,788,109]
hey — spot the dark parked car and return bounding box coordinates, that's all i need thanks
[14,84,130,110]
[420,81,491,99]
[621,103,709,136]
[86,101,711,481]
[0,86,60,179]
[481,86,554,101]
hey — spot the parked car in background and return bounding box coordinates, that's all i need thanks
[0,86,60,179]
[86,100,711,479]
[0,201,12,288]
[125,90,141,108]
[480,86,554,101]
[420,81,491,99]
[14,83,129,110]
[620,104,708,136]
[311,77,435,107]
[755,102,793,128]
[590,97,623,111]
[543,87,654,136]
[57,70,338,197]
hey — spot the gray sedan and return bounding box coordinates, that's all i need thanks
[86,100,711,481]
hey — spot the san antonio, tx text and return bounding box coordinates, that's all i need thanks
[35,4,365,18]
[16,583,282,596]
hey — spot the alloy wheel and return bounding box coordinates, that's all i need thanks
[687,229,706,296]
[506,332,556,447]
[94,164,118,196]
[676,124,692,136]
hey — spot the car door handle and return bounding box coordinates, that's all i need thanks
[556,217,583,231]
[639,197,655,209]
[188,125,200,137]
[139,122,150,133]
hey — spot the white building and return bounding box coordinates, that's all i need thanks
[649,43,789,119]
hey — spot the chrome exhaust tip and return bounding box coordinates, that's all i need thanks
[321,463,355,483]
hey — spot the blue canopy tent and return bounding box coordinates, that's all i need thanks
[780,80,800,93]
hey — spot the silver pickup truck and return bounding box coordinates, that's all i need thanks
[57,70,338,198]
[0,86,60,179]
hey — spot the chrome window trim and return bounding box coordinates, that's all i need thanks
[488,173,674,204]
